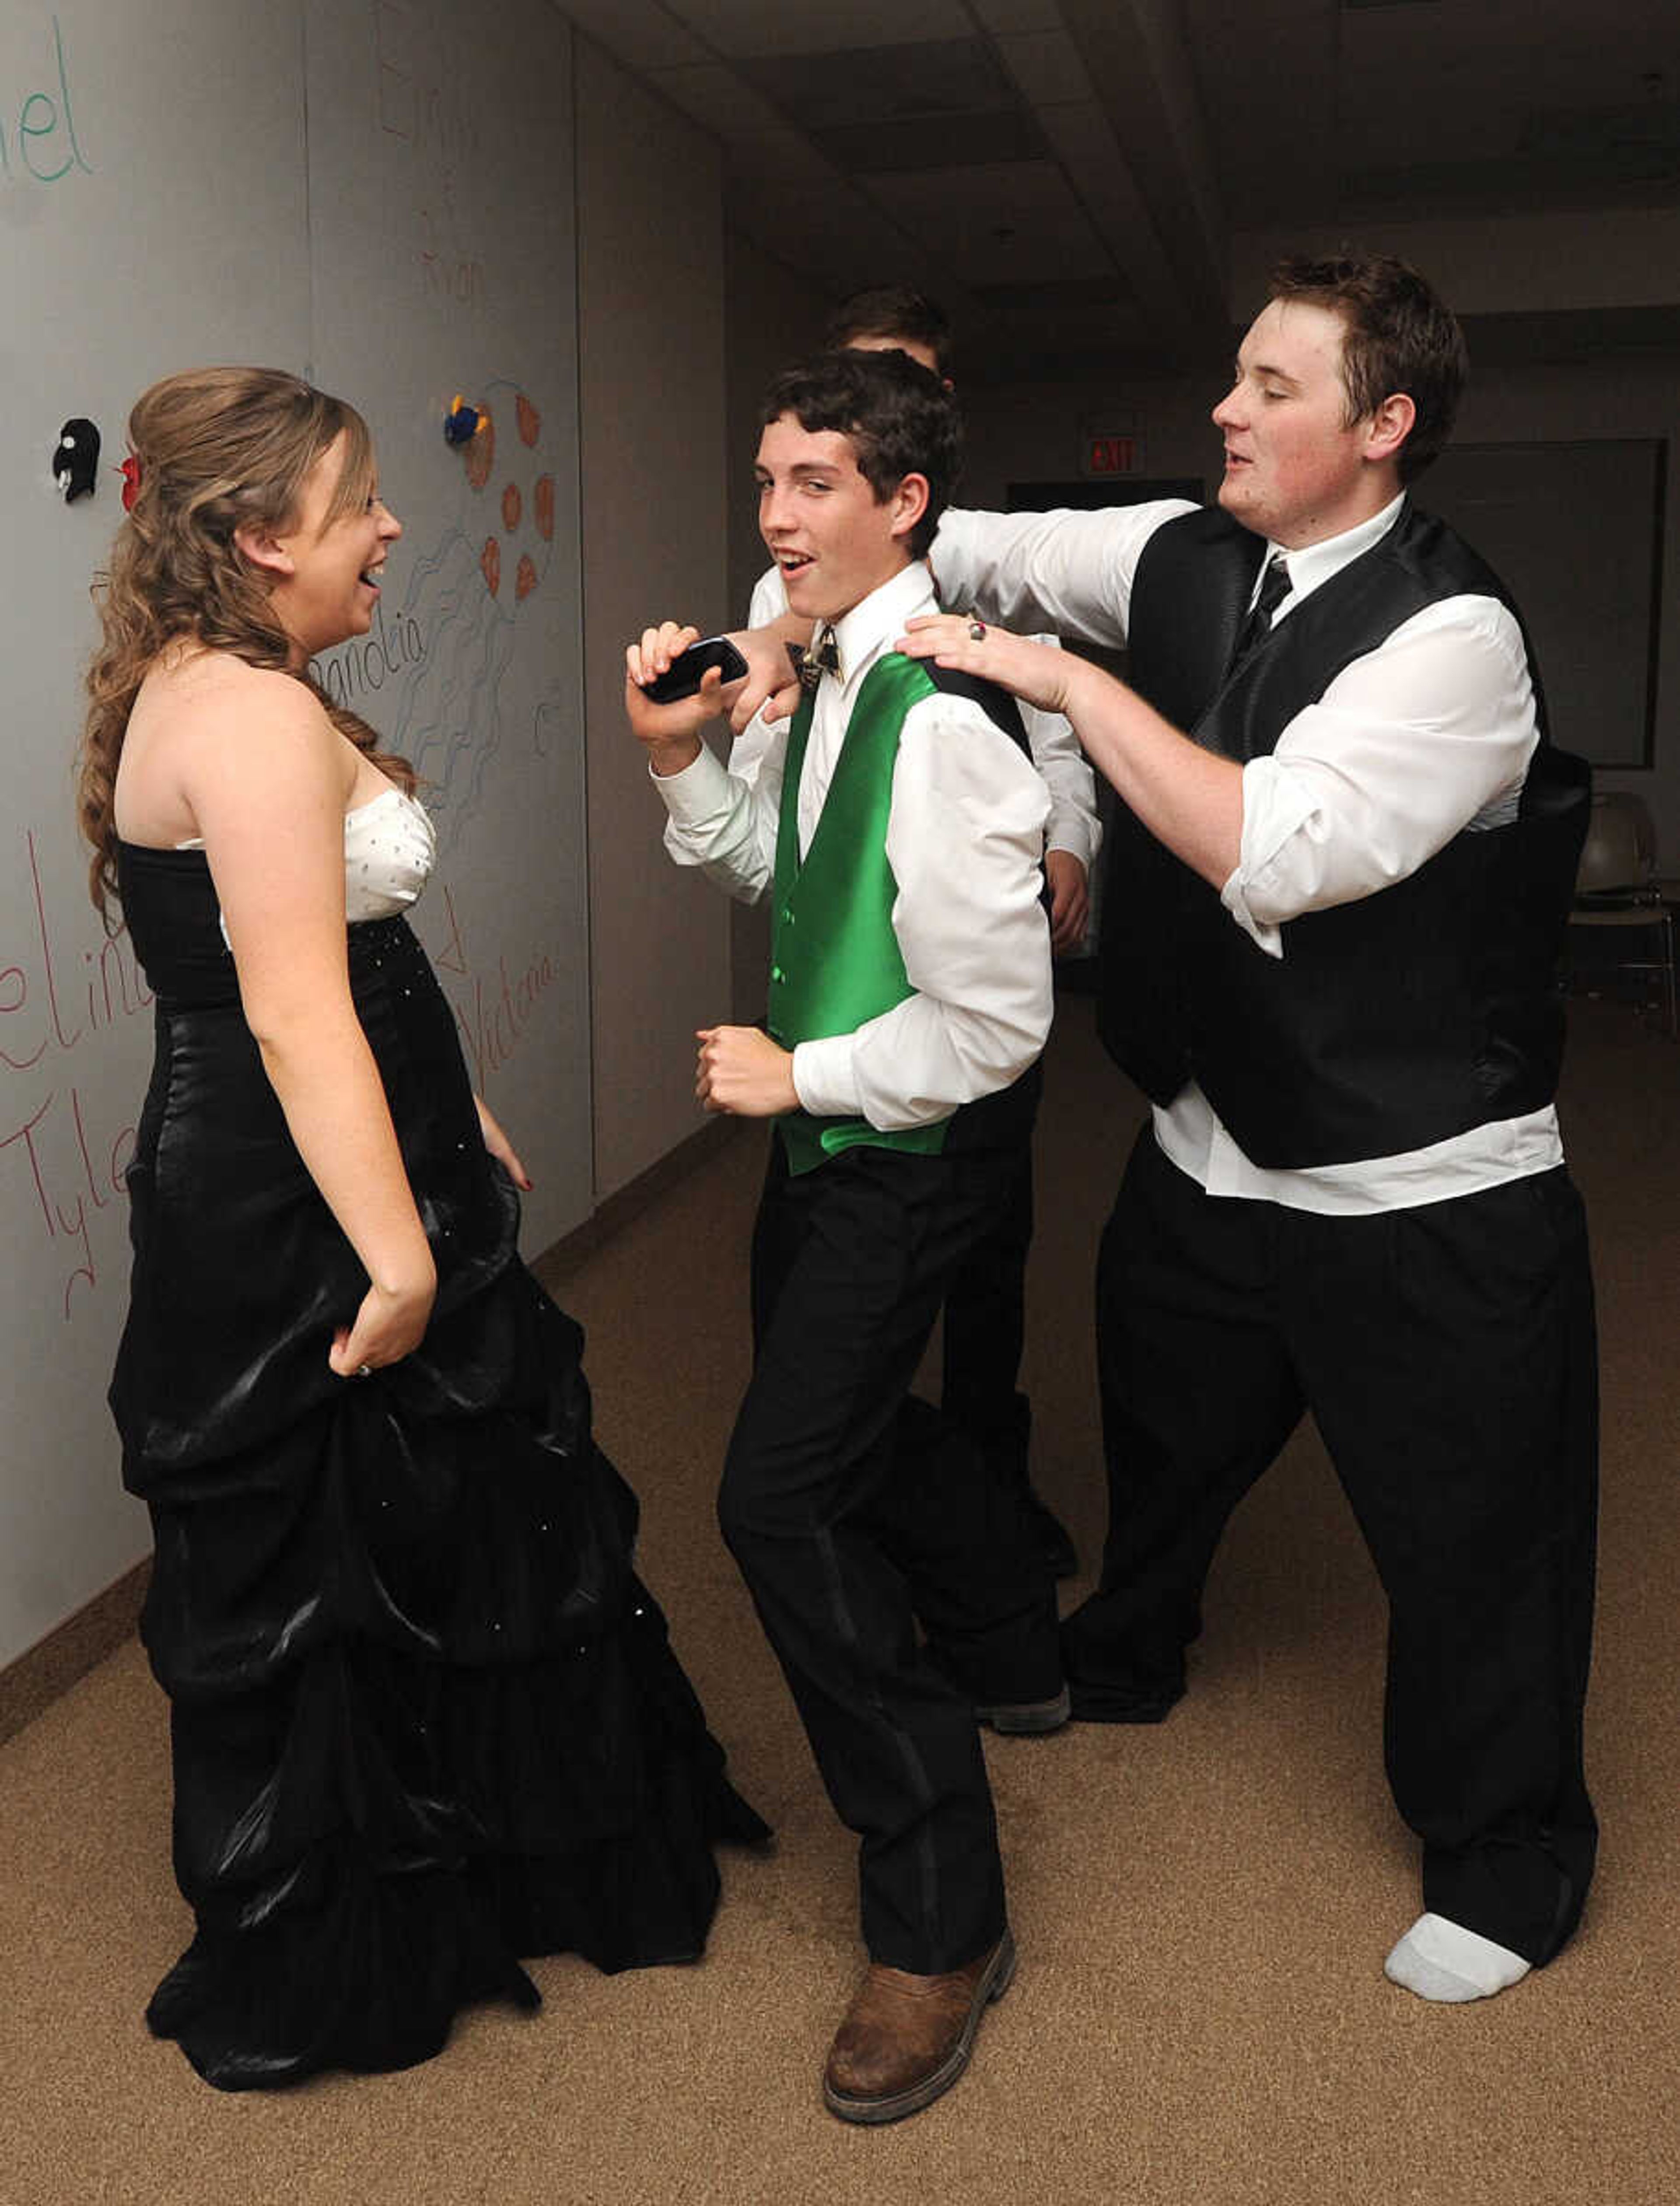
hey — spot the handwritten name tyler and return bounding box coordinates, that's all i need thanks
[1,831,150,1317]
[1,832,151,1071]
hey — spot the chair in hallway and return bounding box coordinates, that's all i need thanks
[1568,792,1677,1038]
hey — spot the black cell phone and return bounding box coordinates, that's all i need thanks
[642,634,749,704]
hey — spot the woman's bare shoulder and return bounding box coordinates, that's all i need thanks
[119,652,349,844]
[139,647,324,727]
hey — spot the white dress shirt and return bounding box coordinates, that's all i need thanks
[658,561,1053,1132]
[736,559,1102,874]
[931,496,1564,1212]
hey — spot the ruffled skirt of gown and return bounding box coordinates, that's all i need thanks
[111,847,766,2090]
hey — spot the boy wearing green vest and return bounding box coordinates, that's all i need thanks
[626,350,1055,2125]
[733,287,1096,1588]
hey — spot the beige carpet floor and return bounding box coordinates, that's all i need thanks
[2,991,1676,2206]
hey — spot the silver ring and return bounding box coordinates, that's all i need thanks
[354,1362,373,1379]
[967,618,986,641]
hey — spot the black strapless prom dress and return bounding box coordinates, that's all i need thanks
[111,839,766,2090]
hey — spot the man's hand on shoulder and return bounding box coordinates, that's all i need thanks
[896,613,1076,716]
[695,1025,798,1117]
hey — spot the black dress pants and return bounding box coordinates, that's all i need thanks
[1064,1128,1599,1965]
[940,1062,1041,1471]
[719,1135,1048,1974]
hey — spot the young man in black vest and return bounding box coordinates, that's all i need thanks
[733,286,1098,1583]
[624,350,1057,2122]
[875,253,1596,2007]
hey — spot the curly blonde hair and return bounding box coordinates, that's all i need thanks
[78,366,415,918]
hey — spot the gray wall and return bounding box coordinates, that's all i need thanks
[0,0,596,1673]
[575,39,733,1201]
[721,232,830,1019]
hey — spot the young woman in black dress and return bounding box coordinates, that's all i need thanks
[77,366,763,2090]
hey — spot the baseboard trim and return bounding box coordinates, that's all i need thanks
[534,1116,742,1287]
[0,1558,151,1750]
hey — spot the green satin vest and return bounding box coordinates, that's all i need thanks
[768,653,951,1176]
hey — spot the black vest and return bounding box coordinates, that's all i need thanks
[922,663,1046,1155]
[1101,502,1590,1168]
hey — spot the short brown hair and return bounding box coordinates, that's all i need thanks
[759,349,962,560]
[824,286,954,379]
[1269,252,1467,483]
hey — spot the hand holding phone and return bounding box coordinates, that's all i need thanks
[641,635,749,704]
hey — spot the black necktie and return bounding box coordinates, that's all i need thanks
[790,626,842,693]
[1227,554,1291,673]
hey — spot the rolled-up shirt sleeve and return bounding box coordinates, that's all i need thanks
[1223,596,1540,956]
[932,501,1195,650]
[1022,684,1102,869]
[791,694,1053,1128]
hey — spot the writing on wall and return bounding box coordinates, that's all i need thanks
[427,882,556,1092]
[0,824,563,1323]
[0,14,92,186]
[312,379,559,861]
[318,601,429,709]
[371,0,487,309]
[1,832,149,1320]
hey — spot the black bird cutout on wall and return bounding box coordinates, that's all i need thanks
[53,417,102,501]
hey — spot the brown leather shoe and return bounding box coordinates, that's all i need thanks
[822,1928,1016,2125]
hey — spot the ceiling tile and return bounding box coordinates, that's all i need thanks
[968,273,1134,310]
[595,0,1680,379]
[993,29,1097,108]
[1031,98,1150,229]
[1185,0,1680,224]
[648,60,800,141]
[723,172,934,294]
[725,126,860,198]
[868,160,1114,283]
[736,39,1017,133]
[968,0,1065,30]
[668,0,971,59]
[814,111,1047,175]
[555,0,710,69]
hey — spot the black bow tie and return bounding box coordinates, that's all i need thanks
[789,626,842,693]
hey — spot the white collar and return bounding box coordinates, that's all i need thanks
[825,562,937,691]
[1267,494,1406,607]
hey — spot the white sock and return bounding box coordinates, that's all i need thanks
[1384,1912,1532,2003]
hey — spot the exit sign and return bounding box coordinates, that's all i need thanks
[1083,432,1141,476]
